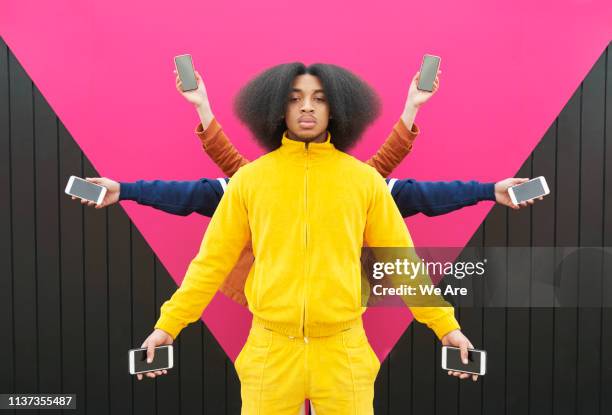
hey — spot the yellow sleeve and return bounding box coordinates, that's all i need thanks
[154,168,251,339]
[405,278,461,340]
[363,174,460,340]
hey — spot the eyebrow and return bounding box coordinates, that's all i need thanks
[291,88,326,94]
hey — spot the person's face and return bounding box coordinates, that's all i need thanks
[284,74,330,143]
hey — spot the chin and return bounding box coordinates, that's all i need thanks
[297,129,326,140]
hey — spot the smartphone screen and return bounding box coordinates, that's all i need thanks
[417,55,440,92]
[443,347,484,374]
[174,54,198,91]
[130,346,171,374]
[511,178,547,203]
[68,177,103,202]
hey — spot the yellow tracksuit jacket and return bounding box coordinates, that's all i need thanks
[154,131,460,340]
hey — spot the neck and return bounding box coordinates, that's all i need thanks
[286,130,328,145]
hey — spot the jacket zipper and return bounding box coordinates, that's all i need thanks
[301,143,309,343]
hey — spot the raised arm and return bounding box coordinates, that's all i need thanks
[195,118,250,177]
[365,70,441,177]
[183,69,441,179]
[365,119,419,178]
[174,69,250,177]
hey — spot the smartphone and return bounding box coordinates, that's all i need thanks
[64,175,107,205]
[174,54,198,91]
[508,176,550,205]
[128,345,174,375]
[417,54,441,92]
[441,346,487,376]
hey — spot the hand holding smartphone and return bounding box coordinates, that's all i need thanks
[65,176,107,205]
[129,345,174,375]
[442,345,487,376]
[174,54,198,92]
[134,329,175,380]
[417,54,441,92]
[508,176,550,205]
[173,53,212,117]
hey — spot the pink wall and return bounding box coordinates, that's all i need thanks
[2,0,610,360]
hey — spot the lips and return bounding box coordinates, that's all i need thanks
[298,117,317,128]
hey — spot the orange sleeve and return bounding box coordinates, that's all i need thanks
[195,118,250,177]
[365,119,420,178]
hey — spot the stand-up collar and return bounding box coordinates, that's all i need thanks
[279,130,335,156]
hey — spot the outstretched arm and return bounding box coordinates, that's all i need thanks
[388,179,496,217]
[388,177,544,218]
[71,177,227,217]
[119,178,227,217]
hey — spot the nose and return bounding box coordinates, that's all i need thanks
[300,98,314,113]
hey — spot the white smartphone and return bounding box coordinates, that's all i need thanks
[128,345,174,375]
[508,176,550,205]
[64,175,107,205]
[174,54,198,91]
[441,345,487,376]
[417,54,441,92]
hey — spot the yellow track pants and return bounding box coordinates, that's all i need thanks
[234,319,381,415]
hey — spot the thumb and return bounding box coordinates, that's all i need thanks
[146,340,155,364]
[511,178,529,185]
[86,177,104,185]
[460,342,469,365]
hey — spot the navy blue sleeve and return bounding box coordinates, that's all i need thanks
[119,178,228,217]
[386,178,496,218]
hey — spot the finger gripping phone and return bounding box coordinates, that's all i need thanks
[64,176,107,205]
[128,345,174,375]
[417,54,441,92]
[508,176,550,205]
[441,346,487,375]
[174,54,198,91]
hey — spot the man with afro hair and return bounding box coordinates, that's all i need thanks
[140,62,476,414]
